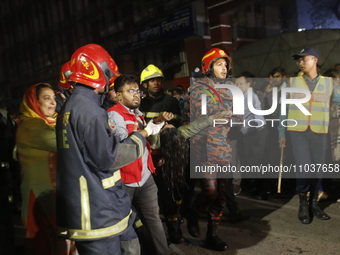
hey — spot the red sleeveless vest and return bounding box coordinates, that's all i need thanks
[107,103,155,183]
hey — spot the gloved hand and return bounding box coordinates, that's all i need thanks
[210,110,233,120]
[144,119,164,136]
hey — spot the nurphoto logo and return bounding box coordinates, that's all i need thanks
[199,85,312,128]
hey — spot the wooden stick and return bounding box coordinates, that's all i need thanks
[277,146,284,194]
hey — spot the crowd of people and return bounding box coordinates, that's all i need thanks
[0,43,339,255]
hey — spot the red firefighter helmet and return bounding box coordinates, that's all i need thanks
[108,72,121,90]
[201,48,231,75]
[69,44,119,89]
[58,61,72,89]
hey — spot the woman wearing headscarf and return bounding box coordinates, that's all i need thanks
[16,83,77,255]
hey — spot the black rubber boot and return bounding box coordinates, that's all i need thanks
[298,193,311,224]
[310,191,330,220]
[206,221,228,251]
[166,220,185,244]
[186,208,200,237]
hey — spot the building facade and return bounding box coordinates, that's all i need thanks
[0,0,313,109]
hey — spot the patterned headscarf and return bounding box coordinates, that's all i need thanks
[19,83,57,127]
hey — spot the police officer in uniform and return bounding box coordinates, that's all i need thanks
[279,48,332,224]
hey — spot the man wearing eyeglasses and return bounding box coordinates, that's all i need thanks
[278,48,333,224]
[106,74,172,255]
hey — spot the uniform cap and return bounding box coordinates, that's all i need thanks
[292,48,319,60]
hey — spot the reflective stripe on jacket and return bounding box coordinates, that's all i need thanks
[56,86,145,241]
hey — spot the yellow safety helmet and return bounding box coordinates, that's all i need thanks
[140,64,164,84]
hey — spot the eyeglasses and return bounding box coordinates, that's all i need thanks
[296,57,314,65]
[118,89,143,96]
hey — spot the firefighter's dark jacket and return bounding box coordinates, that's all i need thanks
[55,87,72,113]
[140,93,181,127]
[56,86,146,241]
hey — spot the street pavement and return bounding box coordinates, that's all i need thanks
[168,186,340,255]
[13,182,340,255]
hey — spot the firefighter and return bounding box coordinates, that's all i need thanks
[139,64,184,244]
[186,48,243,251]
[55,44,161,254]
[102,73,121,110]
[139,64,181,127]
[54,61,74,113]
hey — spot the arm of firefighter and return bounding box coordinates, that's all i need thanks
[81,113,145,171]
[177,110,232,139]
[109,131,146,170]
[147,133,161,149]
[179,115,212,139]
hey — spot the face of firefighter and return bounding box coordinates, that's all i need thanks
[235,76,251,94]
[145,77,162,95]
[38,87,56,117]
[106,89,117,102]
[117,82,141,109]
[212,58,228,79]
